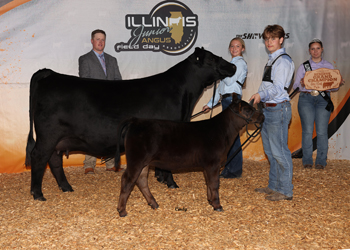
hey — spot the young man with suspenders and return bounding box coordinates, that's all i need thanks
[249,25,295,201]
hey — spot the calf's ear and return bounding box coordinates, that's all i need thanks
[232,93,240,103]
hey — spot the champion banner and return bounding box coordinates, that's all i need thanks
[0,0,349,173]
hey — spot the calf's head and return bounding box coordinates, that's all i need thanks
[229,93,265,125]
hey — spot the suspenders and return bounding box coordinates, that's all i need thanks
[262,53,293,91]
[303,60,334,112]
[236,80,243,87]
[235,57,245,87]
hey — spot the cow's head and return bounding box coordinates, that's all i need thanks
[189,47,236,84]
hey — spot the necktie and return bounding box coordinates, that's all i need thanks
[99,54,106,75]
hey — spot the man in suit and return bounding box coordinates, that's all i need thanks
[79,29,123,174]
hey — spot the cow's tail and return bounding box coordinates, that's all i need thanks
[25,127,35,167]
[115,117,134,167]
[25,69,54,166]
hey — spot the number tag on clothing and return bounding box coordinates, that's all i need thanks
[262,65,272,83]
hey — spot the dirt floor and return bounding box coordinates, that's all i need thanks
[0,159,349,249]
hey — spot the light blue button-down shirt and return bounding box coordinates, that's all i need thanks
[206,56,247,108]
[258,48,295,103]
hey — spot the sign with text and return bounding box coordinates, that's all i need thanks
[114,1,198,56]
[304,68,341,91]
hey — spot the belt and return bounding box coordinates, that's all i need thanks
[301,90,319,96]
[221,93,232,99]
[263,100,287,107]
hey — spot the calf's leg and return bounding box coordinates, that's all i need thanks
[203,170,212,203]
[204,167,223,211]
[117,164,145,217]
[136,166,159,209]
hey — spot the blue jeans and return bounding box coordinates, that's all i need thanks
[262,101,293,197]
[220,94,243,176]
[298,92,331,167]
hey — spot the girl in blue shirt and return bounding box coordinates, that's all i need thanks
[202,37,248,178]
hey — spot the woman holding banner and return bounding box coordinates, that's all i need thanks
[293,38,341,170]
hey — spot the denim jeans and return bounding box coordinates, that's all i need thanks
[298,92,331,167]
[84,155,115,169]
[262,101,293,197]
[220,94,243,176]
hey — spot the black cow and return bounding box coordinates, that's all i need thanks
[115,93,265,217]
[25,47,236,201]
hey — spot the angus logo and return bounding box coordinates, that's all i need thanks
[114,1,198,55]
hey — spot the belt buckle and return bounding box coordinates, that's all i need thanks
[310,90,319,96]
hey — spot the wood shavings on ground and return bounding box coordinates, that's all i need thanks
[0,159,349,249]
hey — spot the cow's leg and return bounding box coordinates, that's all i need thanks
[155,168,179,189]
[164,171,179,189]
[154,167,161,178]
[117,165,145,217]
[204,167,223,212]
[155,167,164,183]
[136,166,159,210]
[48,151,73,193]
[155,167,168,184]
[30,143,54,201]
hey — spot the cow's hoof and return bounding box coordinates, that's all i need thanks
[168,184,179,189]
[214,207,224,212]
[34,196,47,201]
[156,176,165,184]
[149,203,159,210]
[61,186,74,193]
[118,210,127,217]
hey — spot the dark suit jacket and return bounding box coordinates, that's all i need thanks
[78,50,122,80]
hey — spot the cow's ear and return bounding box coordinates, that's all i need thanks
[193,47,204,65]
[194,47,201,57]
